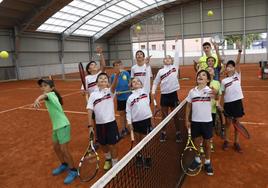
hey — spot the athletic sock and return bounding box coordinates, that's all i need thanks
[195,156,201,163]
[112,158,118,166]
[205,159,211,164]
[104,152,112,160]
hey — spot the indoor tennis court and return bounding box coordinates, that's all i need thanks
[0,0,268,188]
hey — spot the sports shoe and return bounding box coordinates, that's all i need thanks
[120,127,130,137]
[176,132,183,143]
[103,159,112,171]
[64,170,78,184]
[234,143,243,153]
[200,145,205,156]
[204,163,214,176]
[159,132,167,142]
[136,154,143,167]
[210,143,215,152]
[222,140,229,151]
[144,157,152,169]
[188,160,201,172]
[52,164,68,176]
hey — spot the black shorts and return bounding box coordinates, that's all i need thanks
[191,121,213,140]
[117,100,127,111]
[132,118,152,135]
[96,120,120,145]
[224,99,245,118]
[160,91,179,107]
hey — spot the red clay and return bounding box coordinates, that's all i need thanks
[0,64,267,188]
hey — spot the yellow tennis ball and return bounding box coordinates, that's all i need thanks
[136,25,142,31]
[0,51,9,59]
[207,10,214,17]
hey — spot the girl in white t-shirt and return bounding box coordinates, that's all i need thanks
[87,71,120,171]
[221,43,244,153]
[126,77,152,168]
[185,69,214,176]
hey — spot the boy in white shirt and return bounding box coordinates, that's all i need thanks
[126,77,152,168]
[185,70,214,176]
[87,71,120,171]
[131,50,152,95]
[152,33,181,143]
[221,43,244,153]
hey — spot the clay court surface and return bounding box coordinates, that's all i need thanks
[0,64,267,188]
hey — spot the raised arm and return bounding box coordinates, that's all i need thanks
[235,41,242,73]
[174,32,180,70]
[151,71,161,100]
[33,94,48,108]
[96,47,106,72]
[110,69,120,93]
[212,42,222,68]
[185,102,192,129]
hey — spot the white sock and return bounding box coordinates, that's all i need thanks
[104,152,111,160]
[195,156,201,163]
[112,158,118,166]
[205,159,211,164]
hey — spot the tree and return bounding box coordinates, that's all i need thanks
[225,34,261,49]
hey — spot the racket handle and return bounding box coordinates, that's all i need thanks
[130,130,134,141]
[153,99,157,106]
[187,128,191,136]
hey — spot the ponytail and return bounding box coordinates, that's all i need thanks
[53,89,63,105]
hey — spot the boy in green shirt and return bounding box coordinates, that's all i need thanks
[33,79,77,184]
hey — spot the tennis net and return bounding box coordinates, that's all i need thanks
[91,100,189,188]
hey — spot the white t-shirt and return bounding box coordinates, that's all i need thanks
[126,88,152,124]
[87,88,115,124]
[186,86,213,122]
[221,72,244,103]
[131,64,152,94]
[80,71,101,94]
[152,41,180,94]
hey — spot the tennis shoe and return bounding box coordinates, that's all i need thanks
[103,159,112,171]
[160,132,167,142]
[204,163,214,176]
[234,143,243,153]
[52,164,68,175]
[222,140,229,150]
[188,160,201,172]
[176,132,183,143]
[64,170,78,184]
[144,157,152,169]
[136,155,143,167]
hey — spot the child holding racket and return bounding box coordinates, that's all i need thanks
[111,60,131,137]
[33,79,77,184]
[131,50,152,95]
[221,42,244,153]
[185,70,214,176]
[87,71,120,171]
[151,33,181,143]
[126,77,152,168]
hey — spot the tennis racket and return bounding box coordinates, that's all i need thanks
[78,62,86,91]
[181,128,202,176]
[214,108,225,139]
[78,128,99,182]
[116,90,132,95]
[222,111,250,139]
[210,34,225,45]
[152,99,162,128]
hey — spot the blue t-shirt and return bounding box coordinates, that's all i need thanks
[111,71,131,101]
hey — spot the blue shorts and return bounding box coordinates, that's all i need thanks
[191,121,213,140]
[96,120,120,145]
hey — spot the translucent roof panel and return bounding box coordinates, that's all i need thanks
[37,0,177,36]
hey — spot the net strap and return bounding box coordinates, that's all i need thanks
[91,99,187,188]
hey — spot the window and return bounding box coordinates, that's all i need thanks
[152,44,156,50]
[172,45,175,50]
[141,45,146,49]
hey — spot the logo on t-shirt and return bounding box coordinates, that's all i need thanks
[93,94,112,106]
[160,67,176,80]
[225,77,239,88]
[130,93,148,107]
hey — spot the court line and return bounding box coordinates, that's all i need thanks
[241,121,266,125]
[0,91,81,114]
